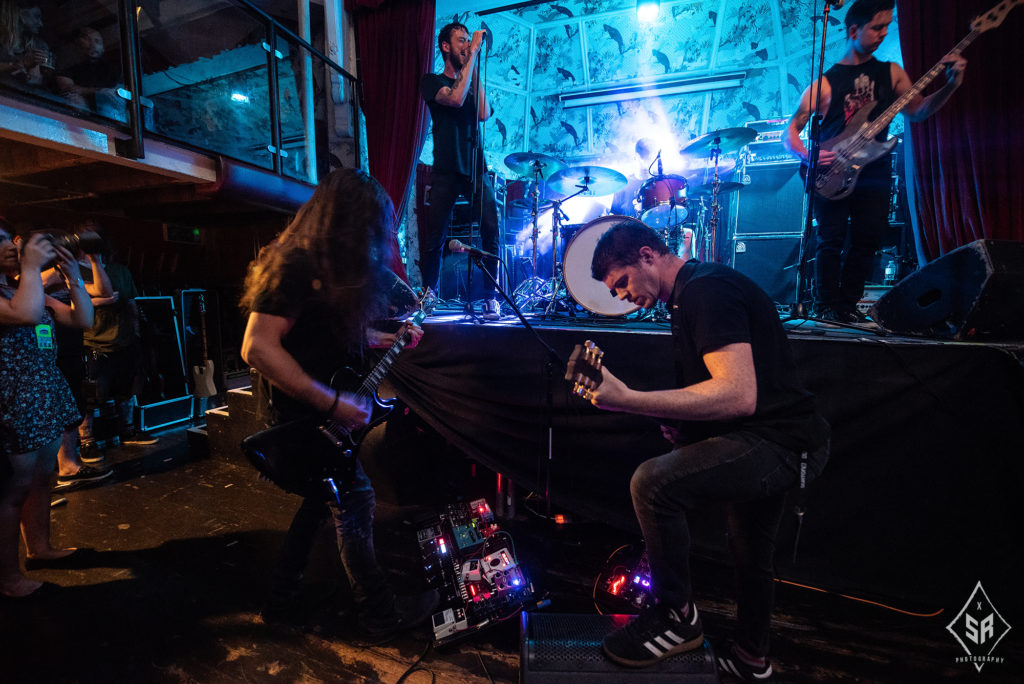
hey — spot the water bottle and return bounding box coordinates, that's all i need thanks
[884,259,897,286]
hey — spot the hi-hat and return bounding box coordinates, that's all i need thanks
[547,165,627,197]
[680,127,757,156]
[504,152,567,179]
[688,181,746,197]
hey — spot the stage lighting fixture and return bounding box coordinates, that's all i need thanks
[637,0,660,22]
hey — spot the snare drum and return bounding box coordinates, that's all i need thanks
[562,215,642,317]
[636,175,688,228]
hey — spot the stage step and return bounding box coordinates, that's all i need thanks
[520,612,720,682]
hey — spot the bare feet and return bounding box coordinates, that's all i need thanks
[0,575,43,598]
[25,547,77,561]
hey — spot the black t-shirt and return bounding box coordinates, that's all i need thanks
[421,72,486,176]
[669,260,826,452]
[822,58,895,181]
[250,255,364,421]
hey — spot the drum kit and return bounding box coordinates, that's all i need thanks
[502,127,757,317]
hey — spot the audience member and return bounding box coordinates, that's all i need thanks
[0,218,92,598]
[0,1,55,88]
[54,26,125,119]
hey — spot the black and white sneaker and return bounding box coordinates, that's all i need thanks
[53,465,114,492]
[714,639,774,682]
[602,601,704,668]
[120,430,158,446]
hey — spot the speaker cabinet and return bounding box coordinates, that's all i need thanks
[731,234,802,305]
[520,612,720,683]
[732,163,807,235]
[870,240,1024,340]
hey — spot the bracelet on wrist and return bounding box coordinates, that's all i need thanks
[325,389,340,417]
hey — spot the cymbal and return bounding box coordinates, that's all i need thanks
[504,152,567,179]
[547,165,627,196]
[688,181,746,198]
[680,127,757,156]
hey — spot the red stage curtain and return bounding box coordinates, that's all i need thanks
[347,0,436,281]
[897,0,1024,261]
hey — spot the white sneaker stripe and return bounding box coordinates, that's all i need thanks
[643,640,664,657]
[663,629,684,644]
[653,636,674,650]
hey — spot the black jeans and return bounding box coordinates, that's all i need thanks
[631,431,828,657]
[812,177,889,312]
[268,460,395,618]
[419,171,500,296]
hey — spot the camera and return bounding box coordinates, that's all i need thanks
[25,229,104,269]
[39,229,104,255]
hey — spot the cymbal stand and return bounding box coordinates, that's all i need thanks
[706,138,723,263]
[542,198,573,316]
[512,161,549,310]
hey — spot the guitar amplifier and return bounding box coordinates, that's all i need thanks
[742,118,805,167]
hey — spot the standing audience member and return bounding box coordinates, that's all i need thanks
[42,223,115,491]
[0,219,92,598]
[77,224,157,469]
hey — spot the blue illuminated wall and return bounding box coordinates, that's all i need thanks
[421,0,903,174]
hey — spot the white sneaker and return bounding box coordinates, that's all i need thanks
[482,297,502,321]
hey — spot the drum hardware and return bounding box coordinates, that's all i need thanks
[680,128,755,263]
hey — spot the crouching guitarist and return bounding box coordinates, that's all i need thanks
[239,168,436,637]
[784,0,966,324]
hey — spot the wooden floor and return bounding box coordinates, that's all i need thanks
[3,427,1020,683]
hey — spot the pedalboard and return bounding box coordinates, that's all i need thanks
[417,498,536,646]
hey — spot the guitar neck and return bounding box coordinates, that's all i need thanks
[865,30,978,139]
[355,310,426,400]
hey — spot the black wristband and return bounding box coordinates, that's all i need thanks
[325,389,340,417]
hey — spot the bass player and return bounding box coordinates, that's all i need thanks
[240,168,436,638]
[784,0,966,323]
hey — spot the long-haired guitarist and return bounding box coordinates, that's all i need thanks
[784,0,966,323]
[239,168,435,637]
[568,220,829,678]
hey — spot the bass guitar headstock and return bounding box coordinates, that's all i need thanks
[971,0,1021,33]
[566,339,604,402]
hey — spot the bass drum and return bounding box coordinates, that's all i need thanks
[563,215,642,317]
[637,175,688,228]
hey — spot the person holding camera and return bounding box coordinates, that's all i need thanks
[0,219,93,598]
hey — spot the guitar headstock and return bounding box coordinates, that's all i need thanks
[566,340,604,402]
[971,0,1021,32]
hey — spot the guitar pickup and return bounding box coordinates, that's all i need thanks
[317,423,351,450]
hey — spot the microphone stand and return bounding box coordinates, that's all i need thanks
[464,42,485,317]
[463,251,564,523]
[792,0,834,320]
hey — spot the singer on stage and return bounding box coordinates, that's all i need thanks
[420,22,503,320]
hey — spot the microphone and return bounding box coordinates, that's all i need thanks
[656,149,663,177]
[826,0,844,8]
[448,239,499,260]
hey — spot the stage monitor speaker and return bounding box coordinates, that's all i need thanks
[732,234,801,305]
[732,162,807,235]
[520,612,719,683]
[870,240,1024,341]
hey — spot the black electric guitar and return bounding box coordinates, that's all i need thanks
[566,340,604,402]
[241,306,427,500]
[809,0,1020,200]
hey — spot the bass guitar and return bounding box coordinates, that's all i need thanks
[241,306,427,500]
[809,0,1019,200]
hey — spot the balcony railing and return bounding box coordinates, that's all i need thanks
[0,0,360,185]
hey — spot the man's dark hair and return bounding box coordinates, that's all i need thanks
[438,22,468,55]
[844,0,895,32]
[591,219,670,281]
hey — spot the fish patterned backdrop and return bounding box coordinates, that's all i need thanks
[421,0,903,172]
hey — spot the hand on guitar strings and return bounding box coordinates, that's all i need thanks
[367,322,424,349]
[329,391,371,431]
[941,52,967,87]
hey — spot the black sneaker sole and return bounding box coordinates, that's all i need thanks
[602,632,704,668]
